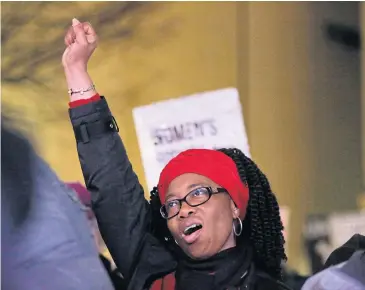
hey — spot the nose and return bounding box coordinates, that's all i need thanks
[179,201,195,219]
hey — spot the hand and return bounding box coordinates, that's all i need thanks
[62,18,98,71]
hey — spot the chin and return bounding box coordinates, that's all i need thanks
[183,246,213,260]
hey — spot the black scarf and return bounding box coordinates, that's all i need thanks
[174,243,253,290]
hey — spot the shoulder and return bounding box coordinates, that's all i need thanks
[302,251,365,290]
[324,234,365,268]
[239,264,293,290]
[126,233,177,289]
[253,271,293,290]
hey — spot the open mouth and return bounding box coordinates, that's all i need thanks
[183,224,203,236]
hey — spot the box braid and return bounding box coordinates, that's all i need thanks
[219,148,287,280]
[149,148,286,281]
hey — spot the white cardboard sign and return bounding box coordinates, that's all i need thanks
[132,88,250,191]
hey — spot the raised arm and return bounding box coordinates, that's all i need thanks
[62,19,152,281]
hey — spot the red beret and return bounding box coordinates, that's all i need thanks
[158,149,249,218]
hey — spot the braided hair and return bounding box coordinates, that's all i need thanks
[149,148,287,280]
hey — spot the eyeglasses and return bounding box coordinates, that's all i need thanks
[160,187,227,220]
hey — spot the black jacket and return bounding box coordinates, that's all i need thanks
[69,97,292,290]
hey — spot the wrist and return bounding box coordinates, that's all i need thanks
[63,63,87,74]
[64,68,97,101]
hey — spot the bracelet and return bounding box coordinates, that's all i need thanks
[68,84,96,96]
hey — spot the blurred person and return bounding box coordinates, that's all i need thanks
[301,250,365,290]
[301,234,365,290]
[62,19,292,290]
[323,234,365,269]
[1,116,114,290]
[66,182,128,290]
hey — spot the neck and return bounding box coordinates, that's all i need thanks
[175,242,253,290]
[220,232,237,253]
[180,246,239,269]
[177,240,251,272]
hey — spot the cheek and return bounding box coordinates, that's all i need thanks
[202,204,233,243]
[212,208,233,234]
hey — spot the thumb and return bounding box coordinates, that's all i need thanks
[72,18,87,45]
[62,46,71,66]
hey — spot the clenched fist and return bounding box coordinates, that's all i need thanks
[62,18,98,71]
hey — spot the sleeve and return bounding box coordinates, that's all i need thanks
[68,96,153,281]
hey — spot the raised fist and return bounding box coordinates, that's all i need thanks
[62,18,98,70]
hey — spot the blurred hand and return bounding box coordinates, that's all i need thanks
[62,18,98,71]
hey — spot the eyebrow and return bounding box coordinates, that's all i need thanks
[187,183,205,190]
[165,183,207,201]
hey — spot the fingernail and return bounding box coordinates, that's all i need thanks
[72,18,80,27]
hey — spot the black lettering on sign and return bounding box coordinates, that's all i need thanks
[202,119,218,136]
[152,119,218,146]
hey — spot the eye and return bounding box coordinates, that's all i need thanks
[191,187,208,197]
[166,200,179,209]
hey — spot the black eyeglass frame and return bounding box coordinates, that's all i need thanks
[160,186,227,220]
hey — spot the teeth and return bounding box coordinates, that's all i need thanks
[184,224,200,235]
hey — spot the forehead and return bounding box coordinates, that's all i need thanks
[167,173,219,196]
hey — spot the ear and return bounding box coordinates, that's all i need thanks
[230,200,240,219]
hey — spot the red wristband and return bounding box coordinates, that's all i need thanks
[68,94,101,108]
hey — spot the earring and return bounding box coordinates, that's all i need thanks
[175,239,179,245]
[233,218,243,237]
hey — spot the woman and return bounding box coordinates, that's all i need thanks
[63,19,291,290]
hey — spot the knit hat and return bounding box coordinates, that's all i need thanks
[158,149,249,218]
